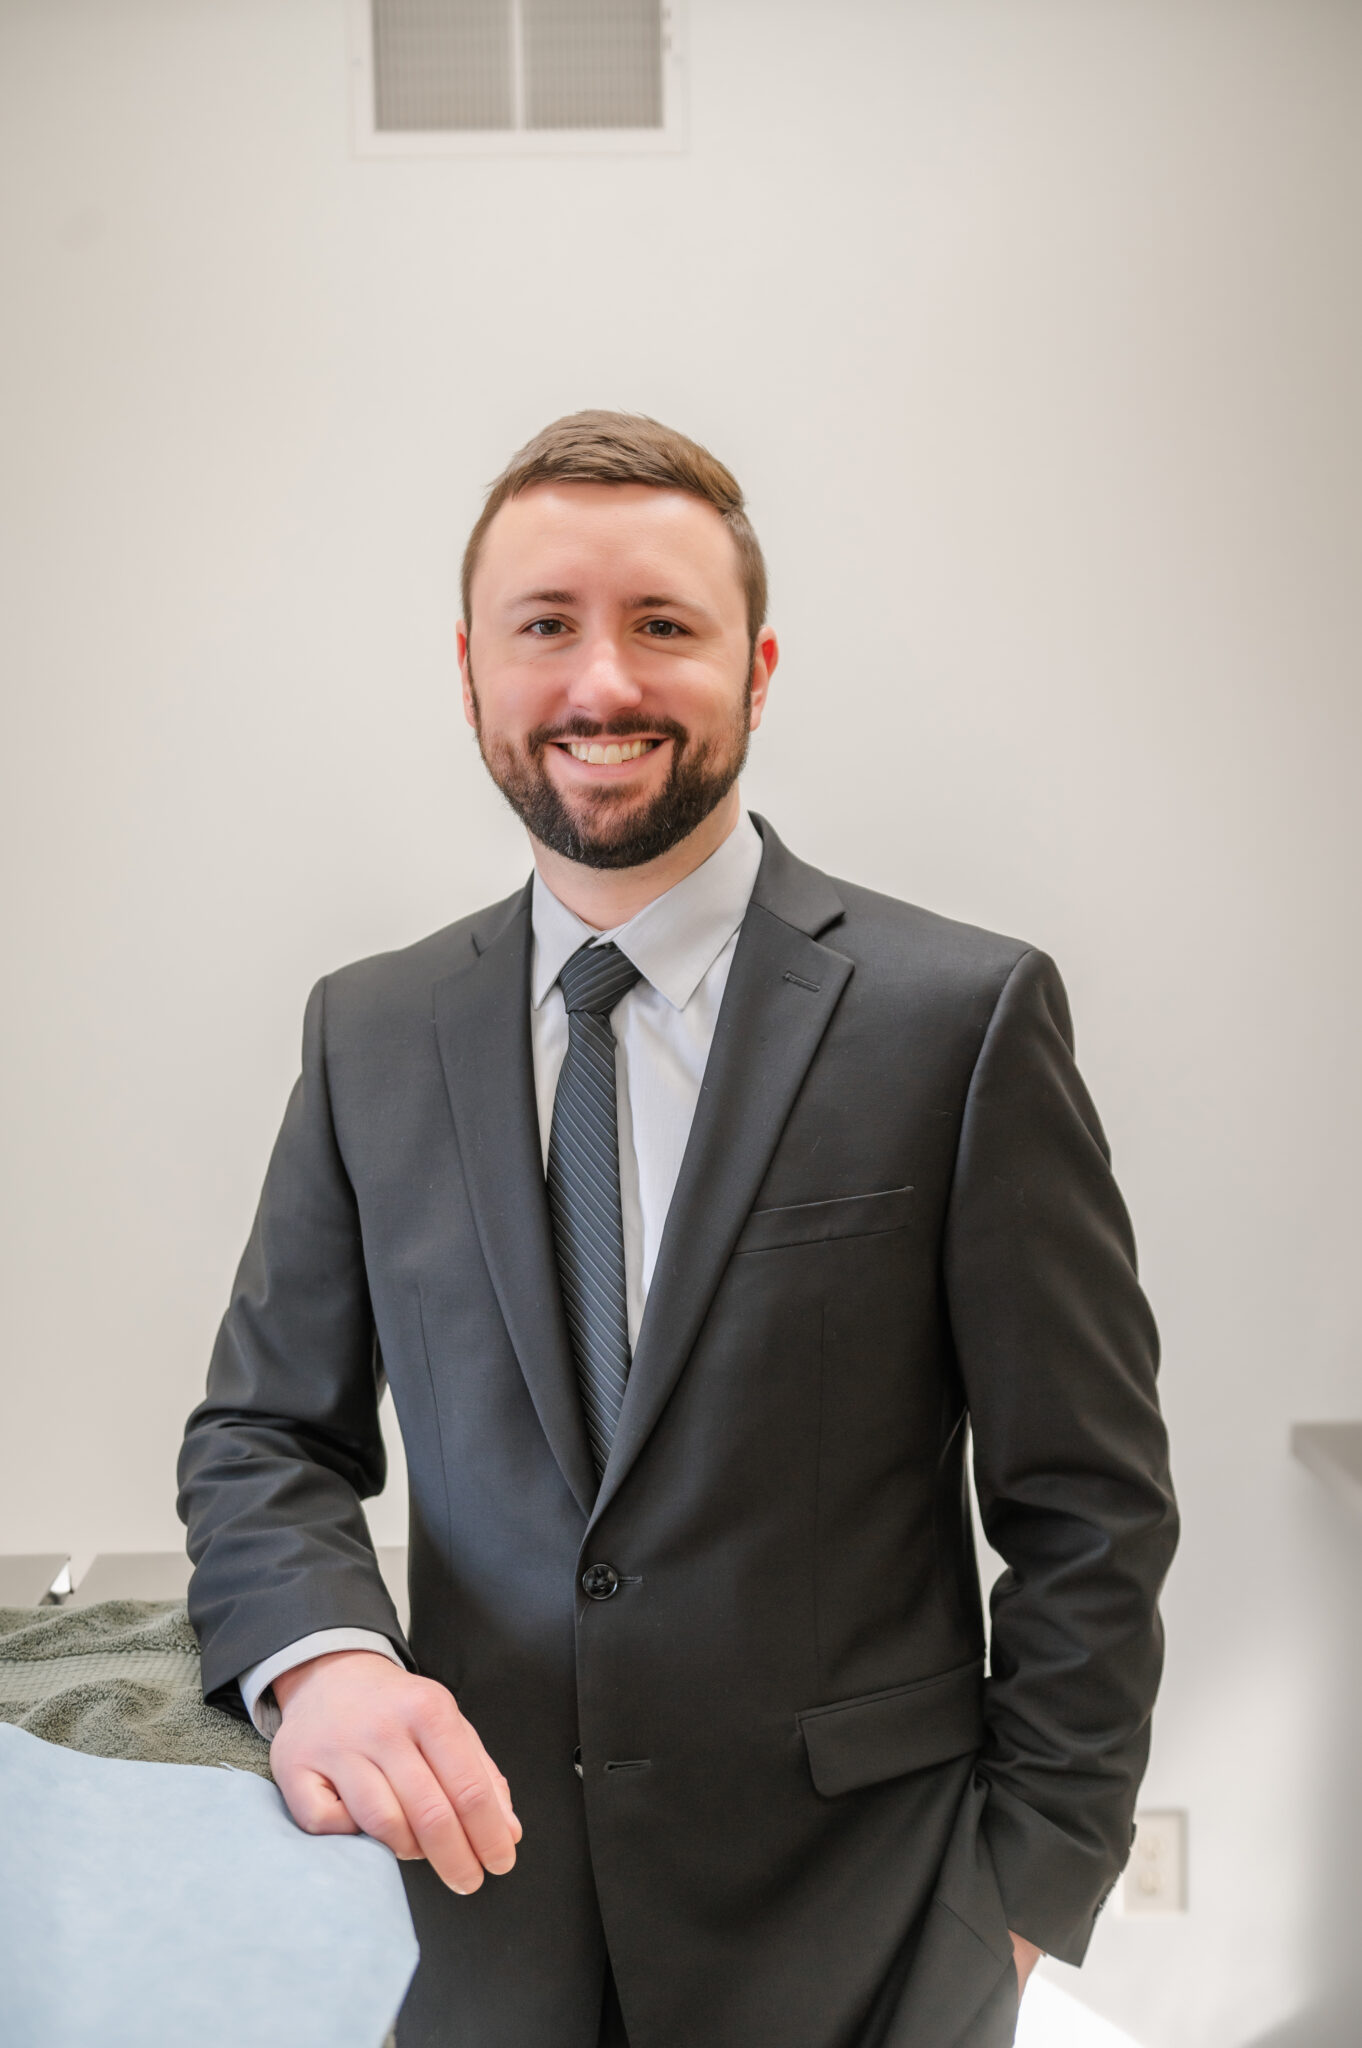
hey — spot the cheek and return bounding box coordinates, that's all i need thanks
[472,661,563,737]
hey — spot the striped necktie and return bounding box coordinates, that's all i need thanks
[546,941,643,1480]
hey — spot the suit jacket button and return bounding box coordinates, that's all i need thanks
[581,1563,620,1600]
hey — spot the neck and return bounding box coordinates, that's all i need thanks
[529,788,743,930]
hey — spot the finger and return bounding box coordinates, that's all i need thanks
[380,1745,491,1894]
[414,1719,519,1875]
[466,1745,520,1835]
[460,1729,521,1837]
[491,1766,522,1840]
[399,1692,521,1872]
[276,1766,361,1838]
[328,1754,422,1861]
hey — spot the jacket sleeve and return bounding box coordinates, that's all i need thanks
[943,946,1178,1963]
[177,976,412,1714]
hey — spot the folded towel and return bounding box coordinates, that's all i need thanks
[0,1599,272,1778]
[1,1720,416,2048]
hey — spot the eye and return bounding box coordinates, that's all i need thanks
[525,618,568,637]
[642,618,686,638]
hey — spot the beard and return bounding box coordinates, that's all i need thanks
[470,673,752,871]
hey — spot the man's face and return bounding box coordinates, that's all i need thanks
[459,482,775,869]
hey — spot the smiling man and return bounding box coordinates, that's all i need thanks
[179,413,1177,2048]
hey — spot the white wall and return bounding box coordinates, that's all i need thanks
[2,4,1359,2043]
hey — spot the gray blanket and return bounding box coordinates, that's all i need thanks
[0,1599,273,1778]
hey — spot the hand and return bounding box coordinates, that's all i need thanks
[269,1650,522,1893]
[1009,1930,1043,1997]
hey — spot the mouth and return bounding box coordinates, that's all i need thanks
[551,736,667,768]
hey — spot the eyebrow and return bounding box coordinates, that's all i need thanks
[624,593,712,618]
[509,588,578,609]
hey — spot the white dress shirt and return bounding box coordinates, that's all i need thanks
[240,812,765,1736]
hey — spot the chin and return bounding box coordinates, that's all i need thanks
[560,808,659,865]
[550,777,653,832]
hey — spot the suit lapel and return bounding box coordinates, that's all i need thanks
[432,886,597,1518]
[590,821,852,1526]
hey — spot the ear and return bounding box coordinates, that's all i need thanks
[747,627,779,732]
[457,620,477,730]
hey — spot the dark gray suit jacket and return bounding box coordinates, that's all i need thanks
[179,818,1177,2048]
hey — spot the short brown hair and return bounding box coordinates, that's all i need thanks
[460,410,768,642]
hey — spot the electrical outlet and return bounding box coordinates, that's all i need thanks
[1118,1810,1187,1915]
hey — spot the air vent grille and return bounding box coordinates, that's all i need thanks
[522,1,662,130]
[359,0,679,151]
[375,0,514,132]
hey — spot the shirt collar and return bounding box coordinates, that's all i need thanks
[530,811,764,1013]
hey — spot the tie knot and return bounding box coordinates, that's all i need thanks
[558,941,642,1018]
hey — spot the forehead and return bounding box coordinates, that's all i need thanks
[473,481,743,610]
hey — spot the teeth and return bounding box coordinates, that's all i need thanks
[565,738,657,763]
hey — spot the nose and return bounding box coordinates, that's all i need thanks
[565,632,644,722]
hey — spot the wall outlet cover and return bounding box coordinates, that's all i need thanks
[1119,1809,1187,1915]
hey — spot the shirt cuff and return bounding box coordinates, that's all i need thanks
[239,1629,404,1738]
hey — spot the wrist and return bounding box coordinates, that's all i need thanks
[271,1647,395,1713]
[1008,1930,1044,1994]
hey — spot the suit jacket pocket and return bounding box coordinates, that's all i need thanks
[797,1659,984,1797]
[735,1185,913,1256]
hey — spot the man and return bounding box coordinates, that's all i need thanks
[179,412,1177,2048]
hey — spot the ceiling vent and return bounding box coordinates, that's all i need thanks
[352,0,684,155]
